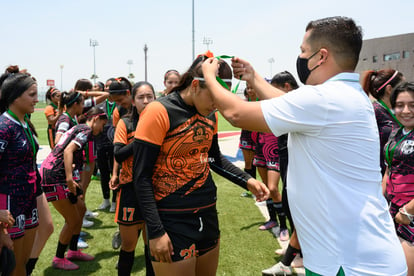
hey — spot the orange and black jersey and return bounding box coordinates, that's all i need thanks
[113,116,137,185]
[133,91,251,239]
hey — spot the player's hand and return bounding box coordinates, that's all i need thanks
[149,232,174,263]
[246,178,270,202]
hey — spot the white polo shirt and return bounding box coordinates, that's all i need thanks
[261,73,406,276]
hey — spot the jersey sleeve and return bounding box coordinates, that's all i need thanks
[112,108,120,127]
[44,105,55,118]
[113,119,127,145]
[72,128,91,149]
[134,101,170,146]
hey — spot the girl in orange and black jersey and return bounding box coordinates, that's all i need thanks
[133,53,269,275]
[111,81,156,276]
[44,87,62,149]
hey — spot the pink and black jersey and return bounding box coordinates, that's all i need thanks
[385,128,414,206]
[55,112,77,135]
[41,124,92,186]
[0,112,38,197]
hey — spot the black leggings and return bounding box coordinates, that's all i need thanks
[96,145,117,202]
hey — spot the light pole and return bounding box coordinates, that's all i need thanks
[203,37,213,51]
[144,44,148,81]
[192,0,195,60]
[268,57,275,78]
[127,59,134,80]
[89,39,99,84]
[59,65,64,90]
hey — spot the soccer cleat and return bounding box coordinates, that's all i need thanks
[52,256,79,270]
[279,229,290,241]
[98,199,110,210]
[77,238,88,249]
[112,230,122,250]
[291,255,304,268]
[109,202,116,213]
[85,210,99,219]
[82,218,94,228]
[259,220,278,231]
[262,261,292,276]
[66,249,94,261]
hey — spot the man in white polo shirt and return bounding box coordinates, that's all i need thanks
[202,16,407,276]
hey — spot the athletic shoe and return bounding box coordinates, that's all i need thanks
[82,218,94,228]
[52,256,79,270]
[66,249,95,261]
[109,202,116,213]
[112,230,122,250]
[79,231,88,238]
[77,238,88,249]
[259,220,278,231]
[85,210,99,219]
[262,261,292,276]
[275,248,286,255]
[279,229,290,241]
[98,199,110,210]
[271,225,281,237]
[291,255,304,268]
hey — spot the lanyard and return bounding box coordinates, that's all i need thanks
[378,99,403,128]
[106,99,116,118]
[215,55,241,94]
[385,129,412,167]
[50,102,58,109]
[7,110,37,157]
[65,111,78,125]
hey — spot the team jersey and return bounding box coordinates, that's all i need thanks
[385,128,414,206]
[44,104,57,124]
[133,91,251,239]
[114,117,136,184]
[373,101,401,174]
[0,112,39,196]
[95,100,117,149]
[55,112,77,135]
[41,124,93,186]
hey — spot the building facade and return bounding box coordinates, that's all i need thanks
[356,33,414,81]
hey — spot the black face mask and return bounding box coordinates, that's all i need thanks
[296,49,321,84]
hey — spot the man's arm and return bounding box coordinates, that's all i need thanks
[231,57,285,100]
[202,58,271,133]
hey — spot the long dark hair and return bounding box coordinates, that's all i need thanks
[123,81,156,125]
[0,67,38,135]
[61,91,83,109]
[172,54,232,94]
[362,69,404,99]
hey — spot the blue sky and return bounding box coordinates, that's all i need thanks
[2,0,413,96]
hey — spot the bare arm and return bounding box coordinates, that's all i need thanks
[231,57,286,100]
[64,142,80,194]
[77,90,109,105]
[202,58,270,133]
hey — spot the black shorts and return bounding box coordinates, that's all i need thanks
[152,206,220,262]
[115,182,144,225]
[0,193,38,240]
[239,130,256,151]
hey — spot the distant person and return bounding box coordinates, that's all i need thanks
[384,82,414,276]
[159,69,180,97]
[361,69,404,175]
[44,87,63,149]
[0,68,39,276]
[202,16,407,276]
[133,52,269,275]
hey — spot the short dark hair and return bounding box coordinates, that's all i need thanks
[306,16,363,70]
[271,71,299,90]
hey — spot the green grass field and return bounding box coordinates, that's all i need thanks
[30,106,284,275]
